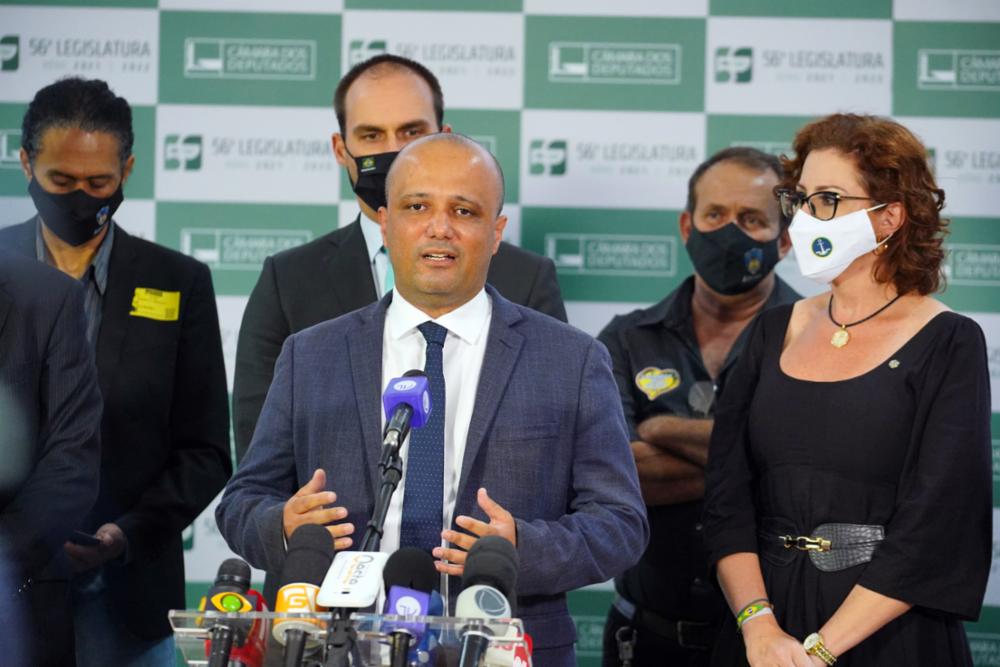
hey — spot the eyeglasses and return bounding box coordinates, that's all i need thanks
[774,188,884,221]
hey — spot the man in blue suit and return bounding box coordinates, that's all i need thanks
[216,133,648,666]
[0,248,102,666]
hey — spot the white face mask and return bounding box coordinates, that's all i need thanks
[789,205,886,284]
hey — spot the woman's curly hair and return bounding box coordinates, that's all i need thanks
[780,113,947,295]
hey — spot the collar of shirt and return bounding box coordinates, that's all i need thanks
[359,214,384,264]
[35,217,115,296]
[635,273,798,334]
[386,288,491,346]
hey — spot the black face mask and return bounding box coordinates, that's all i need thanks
[685,222,780,295]
[28,178,123,246]
[345,149,398,213]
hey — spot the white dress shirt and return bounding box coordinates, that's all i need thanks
[359,215,391,297]
[378,288,492,590]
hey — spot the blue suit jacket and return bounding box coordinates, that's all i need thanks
[0,248,102,665]
[217,286,648,661]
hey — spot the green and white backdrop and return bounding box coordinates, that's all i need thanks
[0,0,998,663]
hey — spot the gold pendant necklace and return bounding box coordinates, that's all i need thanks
[827,293,903,349]
[830,327,850,348]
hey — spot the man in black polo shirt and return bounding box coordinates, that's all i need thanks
[599,147,800,666]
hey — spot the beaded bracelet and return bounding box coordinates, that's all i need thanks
[736,598,774,631]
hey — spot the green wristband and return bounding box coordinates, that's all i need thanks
[736,600,773,630]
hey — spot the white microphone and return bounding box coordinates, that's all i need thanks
[317,551,390,609]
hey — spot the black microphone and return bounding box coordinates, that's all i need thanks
[455,537,519,667]
[382,548,439,667]
[201,558,253,667]
[381,370,430,454]
[272,525,334,667]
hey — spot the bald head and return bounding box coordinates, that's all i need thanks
[386,133,505,216]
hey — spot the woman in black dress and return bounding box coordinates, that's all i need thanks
[702,114,991,667]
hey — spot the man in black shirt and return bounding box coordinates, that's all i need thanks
[599,147,800,666]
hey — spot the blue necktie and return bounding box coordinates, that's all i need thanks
[400,321,447,555]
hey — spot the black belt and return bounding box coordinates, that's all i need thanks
[758,517,885,572]
[612,594,716,650]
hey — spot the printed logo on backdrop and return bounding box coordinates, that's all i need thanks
[945,244,1000,287]
[443,109,521,202]
[470,135,497,155]
[732,140,790,156]
[529,136,696,180]
[348,40,387,67]
[898,118,1000,217]
[918,50,1000,91]
[926,147,937,174]
[893,23,1000,118]
[548,42,682,85]
[524,16,705,112]
[571,615,605,659]
[162,129,331,177]
[706,19,890,115]
[358,38,515,78]
[0,8,159,104]
[155,105,340,204]
[181,228,313,271]
[968,632,1000,667]
[184,38,317,81]
[715,47,752,83]
[0,130,21,168]
[1,36,19,71]
[22,32,152,75]
[545,233,677,278]
[157,203,337,296]
[936,147,1000,186]
[342,12,522,109]
[732,45,882,84]
[529,139,567,175]
[993,439,1000,484]
[159,12,339,107]
[164,135,203,171]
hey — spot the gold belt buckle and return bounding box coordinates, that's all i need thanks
[781,535,832,552]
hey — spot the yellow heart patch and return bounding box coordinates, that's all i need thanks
[635,367,680,400]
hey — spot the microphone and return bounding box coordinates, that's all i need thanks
[455,536,519,667]
[199,558,260,667]
[381,370,431,454]
[317,550,390,609]
[272,525,333,667]
[382,548,438,667]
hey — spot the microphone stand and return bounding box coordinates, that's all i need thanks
[323,425,408,667]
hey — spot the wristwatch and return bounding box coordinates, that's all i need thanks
[803,632,837,665]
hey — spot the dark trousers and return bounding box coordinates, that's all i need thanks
[602,606,715,667]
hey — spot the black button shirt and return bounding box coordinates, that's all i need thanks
[598,275,800,622]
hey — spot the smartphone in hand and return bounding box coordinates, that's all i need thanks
[69,530,101,547]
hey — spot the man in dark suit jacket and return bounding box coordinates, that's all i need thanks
[233,54,566,463]
[0,249,102,666]
[217,134,647,667]
[1,77,232,666]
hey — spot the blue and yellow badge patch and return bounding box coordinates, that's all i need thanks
[744,247,763,275]
[635,367,680,400]
[811,237,833,258]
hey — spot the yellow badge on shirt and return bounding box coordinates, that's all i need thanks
[130,287,180,322]
[635,367,680,400]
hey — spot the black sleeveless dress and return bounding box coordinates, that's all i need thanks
[703,305,992,666]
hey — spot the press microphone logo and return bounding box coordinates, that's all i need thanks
[475,588,509,616]
[393,595,422,616]
[393,379,417,391]
[210,591,252,612]
[282,584,318,610]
